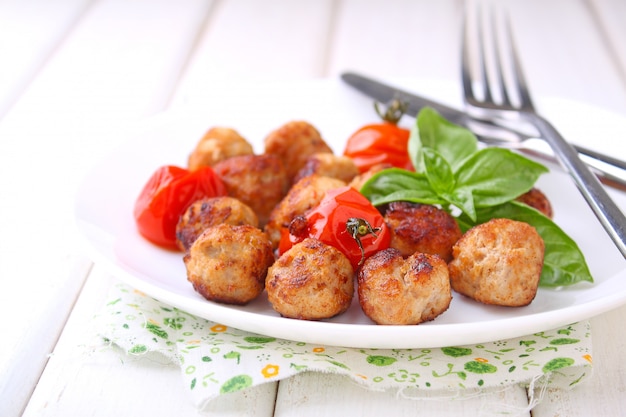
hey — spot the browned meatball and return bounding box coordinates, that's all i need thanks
[448,218,545,307]
[264,174,346,248]
[184,224,275,305]
[264,121,333,182]
[212,154,289,227]
[358,249,451,325]
[187,127,253,171]
[383,202,462,262]
[293,153,359,184]
[516,188,553,218]
[175,196,259,252]
[266,238,354,320]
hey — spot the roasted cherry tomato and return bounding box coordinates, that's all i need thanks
[279,186,390,269]
[343,100,413,173]
[134,165,227,250]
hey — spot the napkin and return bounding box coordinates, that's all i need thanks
[95,282,592,409]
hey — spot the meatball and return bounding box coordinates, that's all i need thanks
[264,121,333,182]
[264,174,346,248]
[184,224,274,305]
[358,249,451,325]
[293,153,359,184]
[187,127,253,170]
[383,202,462,262]
[175,196,259,252]
[448,218,545,307]
[266,238,354,320]
[516,187,553,218]
[212,154,289,227]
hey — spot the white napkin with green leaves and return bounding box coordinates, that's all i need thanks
[95,282,592,408]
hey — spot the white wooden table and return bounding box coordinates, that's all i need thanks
[1,0,625,415]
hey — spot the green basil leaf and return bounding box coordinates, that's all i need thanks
[454,148,549,208]
[369,190,446,206]
[422,148,455,194]
[413,107,478,172]
[444,187,477,222]
[360,168,443,206]
[459,201,593,287]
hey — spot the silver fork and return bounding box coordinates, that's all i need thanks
[461,4,626,258]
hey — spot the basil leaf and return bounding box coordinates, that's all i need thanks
[360,168,443,206]
[369,190,446,206]
[412,107,478,172]
[444,187,477,222]
[454,148,549,208]
[458,201,593,287]
[422,148,455,194]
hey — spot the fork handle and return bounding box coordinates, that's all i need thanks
[527,113,626,259]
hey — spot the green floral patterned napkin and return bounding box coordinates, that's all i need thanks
[96,282,592,408]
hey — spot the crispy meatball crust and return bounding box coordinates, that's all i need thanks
[448,218,545,307]
[516,187,553,218]
[264,121,333,182]
[266,238,354,320]
[383,202,462,262]
[293,153,359,184]
[184,224,275,305]
[212,154,289,227]
[188,127,253,170]
[175,196,259,252]
[264,174,346,248]
[358,249,451,325]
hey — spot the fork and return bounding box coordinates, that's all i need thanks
[461,4,626,258]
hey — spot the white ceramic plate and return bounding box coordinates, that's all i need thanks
[74,78,626,348]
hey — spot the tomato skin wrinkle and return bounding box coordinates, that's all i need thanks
[279,186,390,269]
[134,165,227,250]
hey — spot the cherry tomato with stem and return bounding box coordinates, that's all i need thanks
[343,99,413,173]
[279,186,390,270]
[134,165,227,250]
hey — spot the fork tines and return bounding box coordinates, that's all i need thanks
[462,3,533,115]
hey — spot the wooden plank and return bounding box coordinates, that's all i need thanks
[170,0,336,107]
[0,0,215,415]
[0,255,93,417]
[22,266,278,417]
[586,0,626,88]
[506,0,626,113]
[275,372,531,417]
[327,0,463,81]
[2,0,215,127]
[0,0,93,119]
[328,0,626,113]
